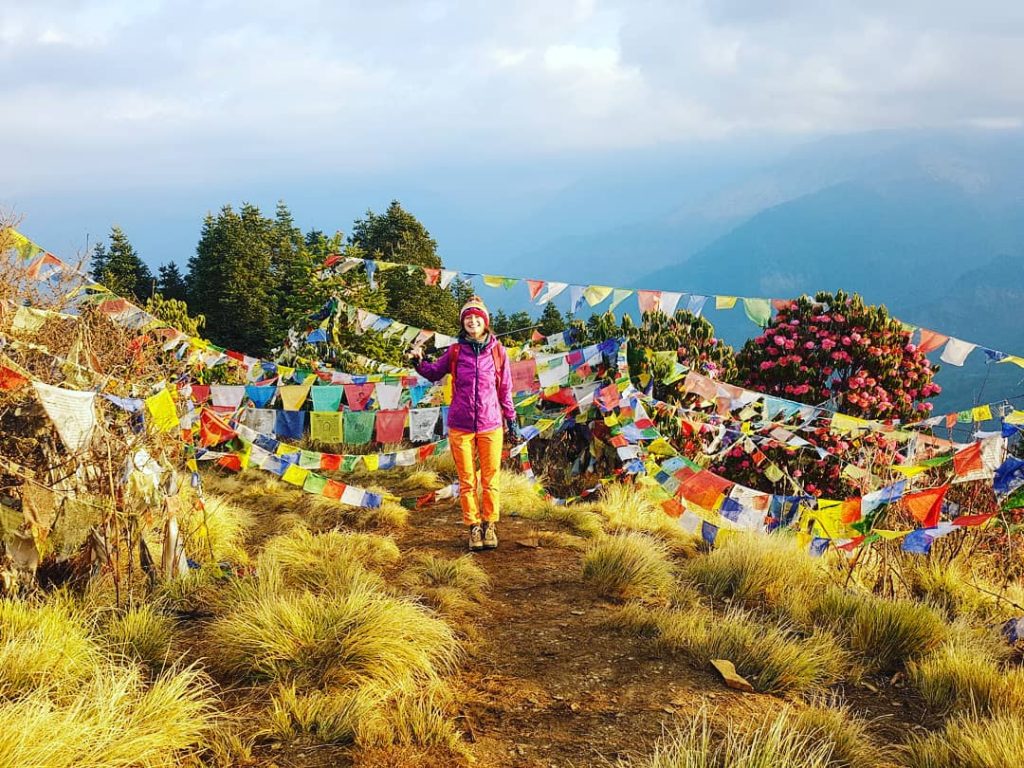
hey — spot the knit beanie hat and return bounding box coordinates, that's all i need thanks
[460,296,490,328]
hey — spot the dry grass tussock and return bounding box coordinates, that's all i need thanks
[179,493,253,564]
[681,531,826,611]
[909,628,1024,716]
[595,482,700,554]
[809,588,947,675]
[0,663,215,768]
[581,532,676,602]
[500,469,604,537]
[0,597,100,697]
[208,578,459,689]
[788,698,884,767]
[902,712,1024,768]
[100,603,175,671]
[400,553,490,616]
[618,705,836,768]
[902,556,997,620]
[297,493,410,530]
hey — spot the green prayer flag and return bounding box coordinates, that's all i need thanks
[742,298,772,328]
[343,410,376,445]
[299,450,321,469]
[303,473,328,495]
[341,454,362,472]
[311,386,344,412]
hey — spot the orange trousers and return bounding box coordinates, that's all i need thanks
[449,427,503,526]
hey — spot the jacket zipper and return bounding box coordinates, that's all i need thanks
[472,342,479,432]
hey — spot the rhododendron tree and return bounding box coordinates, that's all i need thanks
[737,290,940,422]
[714,291,941,497]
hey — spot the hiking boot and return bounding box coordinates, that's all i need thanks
[482,521,498,549]
[468,524,484,551]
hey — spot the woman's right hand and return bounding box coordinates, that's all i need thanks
[408,345,425,364]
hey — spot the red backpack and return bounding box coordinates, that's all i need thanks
[448,340,507,392]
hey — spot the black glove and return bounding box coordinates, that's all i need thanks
[505,417,522,440]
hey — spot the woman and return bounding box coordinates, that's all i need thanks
[412,296,519,551]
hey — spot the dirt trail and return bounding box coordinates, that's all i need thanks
[395,506,760,768]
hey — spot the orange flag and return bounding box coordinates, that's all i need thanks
[840,498,863,524]
[0,364,28,391]
[918,329,949,355]
[526,280,545,300]
[953,443,983,476]
[903,486,948,528]
[199,409,237,448]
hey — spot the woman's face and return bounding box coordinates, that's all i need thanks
[463,314,486,338]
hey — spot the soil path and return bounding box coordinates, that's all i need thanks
[394,506,760,768]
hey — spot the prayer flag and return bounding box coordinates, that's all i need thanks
[917,329,949,354]
[344,383,376,411]
[953,442,983,476]
[34,382,97,453]
[742,298,772,327]
[310,385,344,412]
[526,279,545,300]
[375,409,408,443]
[274,410,306,440]
[609,288,633,310]
[278,381,313,411]
[715,295,738,310]
[903,486,948,528]
[343,410,376,445]
[940,338,976,367]
[245,385,277,408]
[310,412,344,443]
[637,290,661,314]
[145,388,178,433]
[199,409,236,447]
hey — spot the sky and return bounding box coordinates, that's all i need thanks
[3,0,1024,265]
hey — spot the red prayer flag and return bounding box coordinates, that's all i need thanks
[320,453,342,472]
[510,359,539,393]
[423,268,441,286]
[835,536,865,552]
[216,454,243,472]
[375,409,408,444]
[678,470,732,511]
[945,413,957,430]
[344,383,376,411]
[526,279,545,300]
[840,498,863,524]
[531,329,544,343]
[541,388,576,406]
[190,385,210,404]
[595,383,620,411]
[952,512,996,527]
[25,252,64,280]
[0,364,28,391]
[903,486,948,528]
[953,443,983,476]
[661,498,684,518]
[199,409,237,448]
[323,253,343,267]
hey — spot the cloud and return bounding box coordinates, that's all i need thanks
[3,0,1024,195]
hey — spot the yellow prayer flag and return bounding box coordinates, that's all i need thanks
[276,442,297,456]
[831,413,870,433]
[972,404,993,422]
[715,295,738,310]
[145,389,178,432]
[362,454,380,471]
[873,529,910,540]
[1005,410,1024,425]
[279,382,313,411]
[999,355,1024,369]
[282,463,309,487]
[583,285,613,307]
[277,365,295,380]
[890,464,929,478]
[483,275,505,288]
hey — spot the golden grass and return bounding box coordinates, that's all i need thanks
[594,482,699,553]
[656,605,847,696]
[789,699,883,767]
[298,494,410,530]
[0,663,214,768]
[400,553,490,604]
[265,683,368,745]
[620,705,835,768]
[498,469,550,517]
[101,604,174,670]
[155,565,223,616]
[902,712,1024,768]
[903,557,994,620]
[354,679,463,752]
[909,637,1024,716]
[208,580,459,689]
[180,493,253,564]
[581,532,676,602]
[0,597,100,697]
[809,588,947,675]
[681,532,824,610]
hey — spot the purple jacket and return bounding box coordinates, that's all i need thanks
[416,334,515,433]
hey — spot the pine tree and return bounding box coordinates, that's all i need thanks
[186,204,275,355]
[89,227,153,301]
[268,201,316,343]
[538,302,566,336]
[349,201,459,333]
[157,262,187,302]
